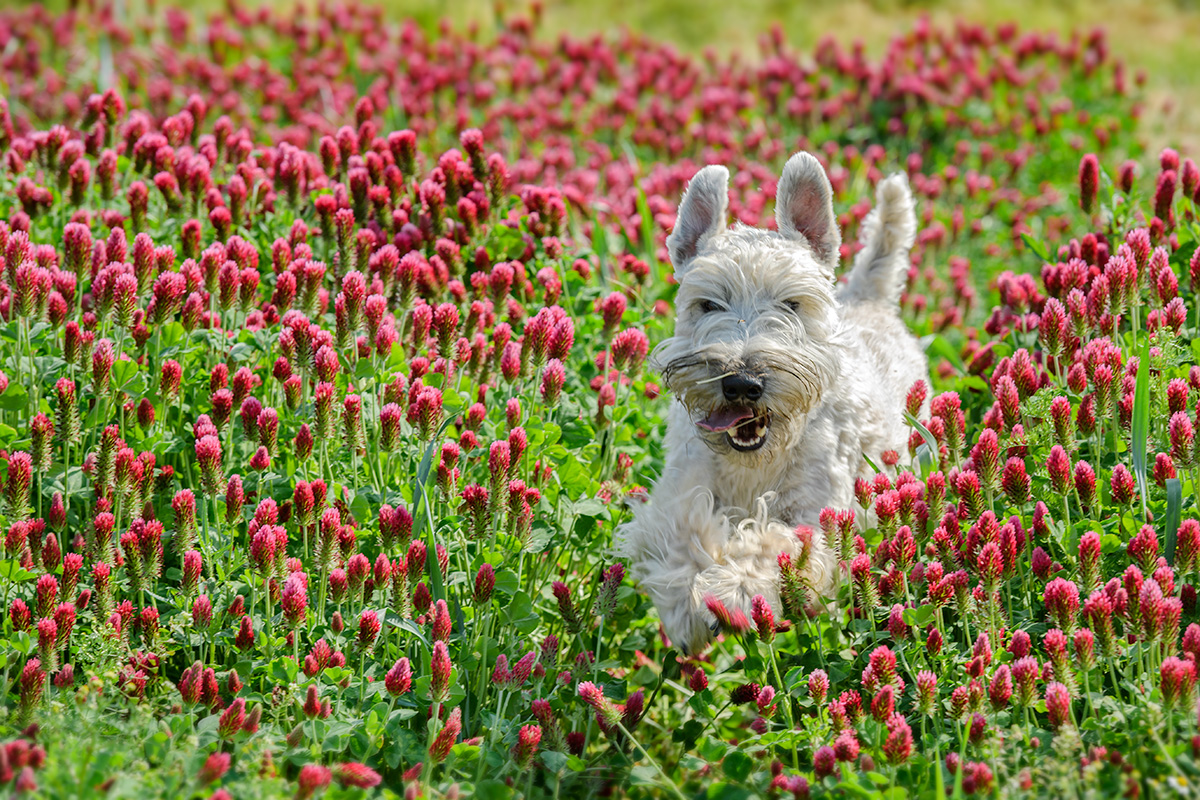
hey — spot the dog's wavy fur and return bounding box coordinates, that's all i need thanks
[617,152,929,654]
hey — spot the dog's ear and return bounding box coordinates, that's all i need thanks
[668,165,729,271]
[776,152,841,267]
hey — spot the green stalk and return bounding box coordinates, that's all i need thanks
[614,720,688,800]
[765,642,799,769]
[358,649,368,711]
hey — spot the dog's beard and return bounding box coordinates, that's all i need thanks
[657,336,839,460]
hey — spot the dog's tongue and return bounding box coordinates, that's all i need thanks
[697,406,755,432]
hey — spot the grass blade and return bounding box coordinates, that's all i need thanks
[413,418,455,604]
[1165,477,1182,564]
[905,411,940,476]
[1020,232,1051,262]
[905,412,939,454]
[1131,337,1151,520]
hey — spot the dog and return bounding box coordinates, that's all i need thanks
[618,152,929,654]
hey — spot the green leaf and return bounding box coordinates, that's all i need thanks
[0,384,29,411]
[348,726,373,760]
[902,604,936,627]
[492,568,519,597]
[784,666,807,691]
[523,522,555,553]
[383,727,422,769]
[269,657,298,684]
[387,707,418,725]
[1165,477,1182,564]
[572,498,606,518]
[489,224,527,261]
[475,780,515,800]
[505,590,539,634]
[697,734,727,763]
[442,388,465,416]
[349,491,371,526]
[32,355,68,380]
[0,559,36,582]
[920,334,965,374]
[111,358,142,391]
[7,630,35,656]
[688,690,714,716]
[913,443,934,475]
[1130,336,1151,517]
[661,650,681,681]
[705,785,753,800]
[156,321,186,352]
[629,765,661,785]
[353,357,377,380]
[540,750,569,772]
[1020,232,1051,262]
[722,750,753,782]
[227,342,257,363]
[672,719,705,751]
[835,778,880,798]
[196,713,220,736]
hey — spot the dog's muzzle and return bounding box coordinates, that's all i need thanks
[696,405,771,451]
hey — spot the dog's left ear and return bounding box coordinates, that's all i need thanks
[776,152,841,267]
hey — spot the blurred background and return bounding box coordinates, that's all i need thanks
[25,0,1200,149]
[409,0,1200,151]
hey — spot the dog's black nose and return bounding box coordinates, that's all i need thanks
[722,374,763,403]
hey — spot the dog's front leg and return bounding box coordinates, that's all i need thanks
[694,518,798,623]
[695,510,837,626]
[620,485,749,654]
[623,493,834,653]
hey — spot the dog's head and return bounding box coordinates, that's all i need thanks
[655,152,842,462]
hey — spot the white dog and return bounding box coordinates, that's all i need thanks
[618,152,928,654]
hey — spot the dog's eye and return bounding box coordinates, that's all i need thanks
[783,299,802,313]
[698,300,725,314]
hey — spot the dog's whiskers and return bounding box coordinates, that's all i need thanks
[659,356,705,383]
[695,370,736,386]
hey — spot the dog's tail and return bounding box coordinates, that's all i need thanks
[840,172,916,307]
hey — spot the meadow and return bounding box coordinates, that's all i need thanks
[0,2,1199,797]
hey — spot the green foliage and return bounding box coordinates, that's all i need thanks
[0,2,1197,799]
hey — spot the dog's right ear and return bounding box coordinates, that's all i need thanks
[667,165,729,271]
[776,152,840,268]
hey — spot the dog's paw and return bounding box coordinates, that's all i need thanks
[694,564,759,621]
[660,599,718,657]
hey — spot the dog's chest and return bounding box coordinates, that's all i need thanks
[709,424,859,525]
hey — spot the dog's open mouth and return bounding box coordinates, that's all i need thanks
[696,406,771,452]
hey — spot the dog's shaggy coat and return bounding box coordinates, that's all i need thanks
[618,152,929,654]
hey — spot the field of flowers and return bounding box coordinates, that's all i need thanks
[1,2,1199,798]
